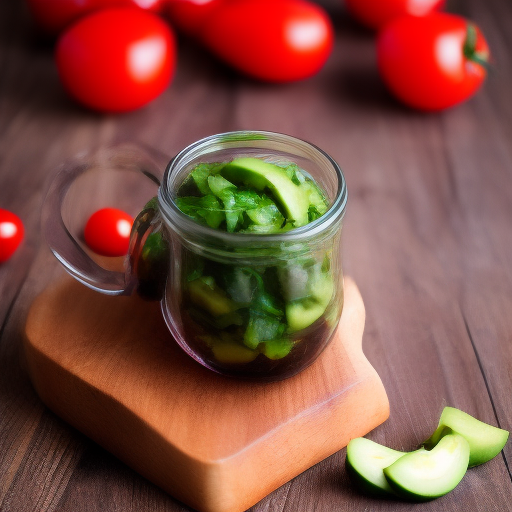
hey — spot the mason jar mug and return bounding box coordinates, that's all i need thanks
[43,131,348,381]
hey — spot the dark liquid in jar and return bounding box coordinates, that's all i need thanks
[180,308,335,381]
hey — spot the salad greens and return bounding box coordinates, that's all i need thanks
[176,158,327,233]
[175,157,337,371]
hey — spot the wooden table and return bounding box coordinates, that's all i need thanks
[1,0,511,510]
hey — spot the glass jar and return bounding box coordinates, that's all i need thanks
[43,131,348,381]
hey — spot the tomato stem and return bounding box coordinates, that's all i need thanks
[463,23,489,70]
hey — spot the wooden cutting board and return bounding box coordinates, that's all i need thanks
[23,276,389,512]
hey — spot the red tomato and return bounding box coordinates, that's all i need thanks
[84,208,134,257]
[344,0,444,30]
[166,0,226,37]
[377,13,490,111]
[201,0,334,82]
[55,7,176,112]
[25,0,164,35]
[0,209,24,263]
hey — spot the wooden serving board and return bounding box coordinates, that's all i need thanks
[23,276,389,512]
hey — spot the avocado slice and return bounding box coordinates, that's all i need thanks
[187,276,238,317]
[211,341,259,364]
[384,434,470,501]
[221,157,310,227]
[345,438,406,497]
[424,407,509,467]
[285,270,334,332]
[286,300,327,332]
[261,338,294,360]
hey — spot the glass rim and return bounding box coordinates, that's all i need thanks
[158,130,348,244]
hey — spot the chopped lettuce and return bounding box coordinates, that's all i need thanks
[174,160,333,363]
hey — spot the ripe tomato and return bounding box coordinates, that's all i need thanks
[165,0,226,37]
[55,7,176,112]
[201,0,334,82]
[0,209,24,263]
[377,13,490,111]
[84,208,134,257]
[344,0,444,30]
[25,0,164,36]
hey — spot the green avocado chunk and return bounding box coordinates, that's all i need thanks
[221,157,310,227]
[286,300,327,332]
[384,434,470,501]
[345,438,406,497]
[285,269,334,331]
[187,276,238,317]
[261,338,294,360]
[423,407,510,467]
[211,341,259,364]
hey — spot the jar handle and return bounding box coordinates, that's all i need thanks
[42,144,167,296]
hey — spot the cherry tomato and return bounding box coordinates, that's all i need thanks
[377,13,490,111]
[201,0,334,82]
[344,0,444,30]
[25,0,164,36]
[84,208,134,257]
[0,209,24,263]
[55,7,176,112]
[165,0,226,37]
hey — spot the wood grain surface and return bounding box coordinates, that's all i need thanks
[1,0,512,511]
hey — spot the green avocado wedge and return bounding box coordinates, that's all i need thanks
[384,434,470,501]
[220,157,310,227]
[345,438,406,497]
[423,407,510,467]
[285,267,334,332]
[211,341,259,364]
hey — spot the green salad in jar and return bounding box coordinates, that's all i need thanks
[168,156,341,377]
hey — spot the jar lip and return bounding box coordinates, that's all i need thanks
[158,130,347,243]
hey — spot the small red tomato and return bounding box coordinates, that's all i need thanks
[84,208,133,257]
[344,0,444,30]
[55,7,176,112]
[377,13,490,111]
[166,0,226,37]
[0,209,24,263]
[25,0,164,36]
[201,0,334,82]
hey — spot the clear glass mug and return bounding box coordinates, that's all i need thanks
[43,131,348,381]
